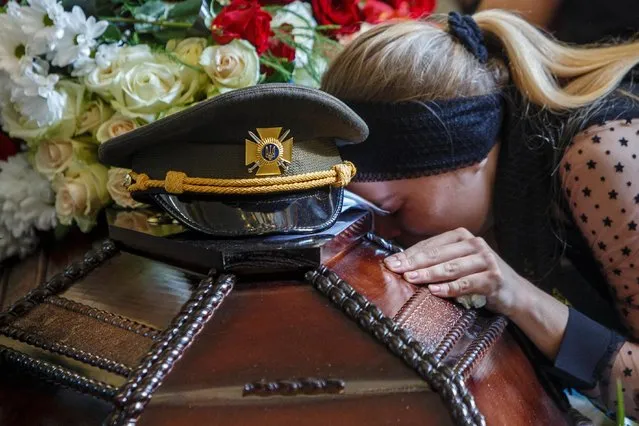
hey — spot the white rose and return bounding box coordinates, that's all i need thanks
[95,114,138,143]
[1,103,52,141]
[271,1,316,68]
[110,55,201,122]
[85,45,154,99]
[34,138,98,180]
[199,40,259,94]
[48,81,87,141]
[54,163,110,232]
[106,168,145,209]
[0,81,83,144]
[166,38,209,67]
[34,139,73,179]
[292,55,327,89]
[76,98,114,137]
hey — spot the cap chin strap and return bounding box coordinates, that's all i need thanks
[126,162,357,196]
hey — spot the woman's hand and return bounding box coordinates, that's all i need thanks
[383,227,532,317]
[384,227,570,360]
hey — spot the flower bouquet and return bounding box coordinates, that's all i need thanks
[0,0,435,262]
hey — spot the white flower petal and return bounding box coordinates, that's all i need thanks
[271,1,316,68]
[0,153,56,261]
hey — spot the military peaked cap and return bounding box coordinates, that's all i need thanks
[98,84,369,236]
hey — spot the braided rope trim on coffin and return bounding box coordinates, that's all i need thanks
[306,266,486,426]
[365,232,405,254]
[432,311,478,363]
[45,295,161,341]
[243,378,346,397]
[453,316,508,378]
[0,239,122,399]
[0,240,119,327]
[0,344,117,400]
[366,233,509,380]
[107,273,235,426]
[0,324,132,377]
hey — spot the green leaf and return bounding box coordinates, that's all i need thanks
[132,0,170,33]
[261,56,295,83]
[62,0,112,17]
[167,0,201,19]
[101,24,122,42]
[151,28,191,43]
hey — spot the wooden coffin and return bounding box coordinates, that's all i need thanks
[0,208,571,425]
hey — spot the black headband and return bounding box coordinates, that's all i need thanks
[338,93,503,182]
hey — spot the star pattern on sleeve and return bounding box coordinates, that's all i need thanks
[559,118,639,417]
[559,118,639,333]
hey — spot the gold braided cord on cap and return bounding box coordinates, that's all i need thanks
[127,162,357,195]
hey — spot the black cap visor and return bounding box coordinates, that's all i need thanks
[146,186,344,237]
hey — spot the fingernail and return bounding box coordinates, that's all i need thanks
[405,271,418,279]
[429,285,441,294]
[385,258,401,268]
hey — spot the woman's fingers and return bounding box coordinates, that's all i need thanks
[402,252,488,284]
[427,271,493,298]
[384,230,485,273]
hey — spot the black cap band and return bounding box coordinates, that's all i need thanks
[338,93,503,182]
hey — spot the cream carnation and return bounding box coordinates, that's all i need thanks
[0,153,56,261]
[199,40,259,94]
[106,168,145,209]
[0,223,39,261]
[95,114,138,143]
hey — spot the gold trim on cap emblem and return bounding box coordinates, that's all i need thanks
[245,127,293,176]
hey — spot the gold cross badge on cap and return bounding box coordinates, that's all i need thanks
[245,127,293,176]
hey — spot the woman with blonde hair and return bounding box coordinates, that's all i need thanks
[321,10,639,421]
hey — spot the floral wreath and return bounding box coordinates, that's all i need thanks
[0,0,435,261]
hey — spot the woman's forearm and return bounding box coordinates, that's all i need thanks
[509,281,570,361]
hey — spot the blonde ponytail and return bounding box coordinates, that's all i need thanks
[473,10,639,110]
[321,10,639,111]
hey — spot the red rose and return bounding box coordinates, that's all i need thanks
[268,24,295,62]
[261,35,295,76]
[362,0,395,24]
[390,0,435,19]
[0,132,17,161]
[211,0,273,55]
[258,0,294,4]
[312,0,362,36]
[268,40,295,63]
[361,0,434,22]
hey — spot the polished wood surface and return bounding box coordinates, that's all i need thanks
[138,284,455,426]
[0,219,570,425]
